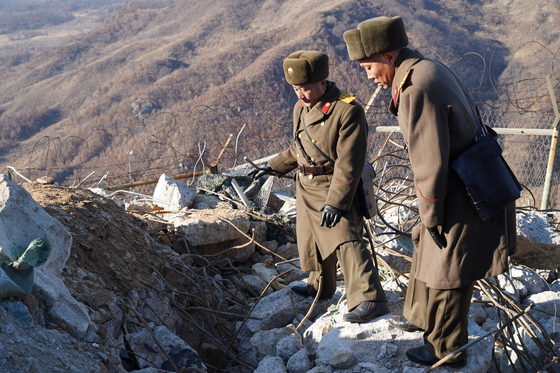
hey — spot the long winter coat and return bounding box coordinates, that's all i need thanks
[389,48,517,289]
[269,82,367,271]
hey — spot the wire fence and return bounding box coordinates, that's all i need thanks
[5,110,560,209]
[365,111,559,210]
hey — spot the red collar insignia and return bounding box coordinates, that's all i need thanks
[322,102,331,113]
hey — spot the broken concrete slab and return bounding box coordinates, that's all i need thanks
[0,176,91,337]
[250,325,297,358]
[127,325,207,372]
[259,240,279,255]
[510,266,547,296]
[237,220,267,260]
[153,173,197,210]
[523,290,560,323]
[0,175,71,278]
[242,275,274,297]
[33,269,90,337]
[286,348,313,373]
[276,332,304,362]
[175,208,250,246]
[250,220,267,244]
[174,208,255,262]
[275,243,298,261]
[269,185,296,208]
[124,199,161,213]
[240,282,344,335]
[516,210,560,244]
[254,356,287,373]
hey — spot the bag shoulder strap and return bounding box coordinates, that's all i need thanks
[433,60,486,139]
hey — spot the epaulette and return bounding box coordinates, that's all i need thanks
[393,68,411,106]
[338,92,356,104]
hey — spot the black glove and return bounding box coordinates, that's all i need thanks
[248,163,274,180]
[426,226,447,249]
[320,204,342,228]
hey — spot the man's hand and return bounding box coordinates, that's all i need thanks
[248,163,274,180]
[426,226,447,249]
[320,204,342,228]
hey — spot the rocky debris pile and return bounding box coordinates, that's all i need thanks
[1,171,559,373]
[233,270,559,373]
[231,208,560,373]
[0,171,300,373]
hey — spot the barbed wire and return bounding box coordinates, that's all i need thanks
[2,44,559,203]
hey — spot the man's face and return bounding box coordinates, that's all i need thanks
[359,53,396,89]
[292,81,327,108]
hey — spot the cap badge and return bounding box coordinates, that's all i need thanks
[288,67,293,75]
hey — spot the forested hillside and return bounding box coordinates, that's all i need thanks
[0,0,558,187]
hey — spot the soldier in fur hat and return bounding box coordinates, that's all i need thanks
[250,50,388,323]
[343,16,517,367]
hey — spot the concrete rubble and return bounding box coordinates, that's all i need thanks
[153,173,197,210]
[127,325,207,372]
[0,173,559,373]
[0,175,90,338]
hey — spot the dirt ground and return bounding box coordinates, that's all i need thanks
[511,236,560,272]
[21,182,242,371]
[23,182,160,304]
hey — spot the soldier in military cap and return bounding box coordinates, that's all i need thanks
[343,16,517,366]
[250,50,388,323]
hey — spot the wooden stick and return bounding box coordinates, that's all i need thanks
[106,170,208,191]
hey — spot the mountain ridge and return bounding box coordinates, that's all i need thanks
[0,0,558,185]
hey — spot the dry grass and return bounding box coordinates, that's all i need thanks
[0,0,558,186]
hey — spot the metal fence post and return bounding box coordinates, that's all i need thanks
[540,75,560,210]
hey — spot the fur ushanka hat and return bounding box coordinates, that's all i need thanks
[343,16,408,61]
[283,51,329,85]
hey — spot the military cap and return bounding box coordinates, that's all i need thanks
[283,51,329,85]
[343,16,408,61]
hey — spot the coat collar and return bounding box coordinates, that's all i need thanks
[296,81,341,126]
[389,48,425,115]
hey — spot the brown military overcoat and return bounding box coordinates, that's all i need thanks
[269,82,368,272]
[389,48,517,290]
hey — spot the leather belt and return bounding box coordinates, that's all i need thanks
[297,164,334,176]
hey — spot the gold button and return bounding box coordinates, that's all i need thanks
[311,158,315,162]
[308,174,314,180]
[297,154,300,157]
[298,134,302,138]
[312,139,316,144]
[321,122,325,126]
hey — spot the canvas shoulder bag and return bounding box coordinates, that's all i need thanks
[442,63,522,221]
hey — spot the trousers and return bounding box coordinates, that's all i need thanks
[404,249,474,362]
[306,239,386,311]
